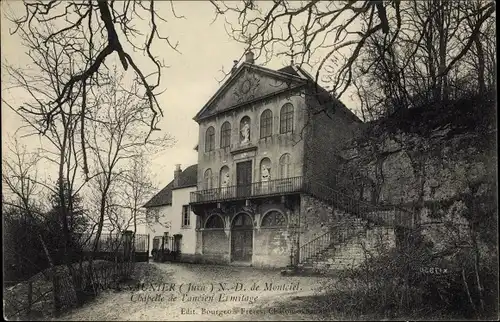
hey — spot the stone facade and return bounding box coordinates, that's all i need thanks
[190,61,361,269]
[193,197,300,268]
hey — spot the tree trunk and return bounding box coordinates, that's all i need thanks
[474,36,486,96]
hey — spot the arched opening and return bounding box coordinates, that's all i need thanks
[280,103,294,134]
[261,210,287,227]
[231,213,253,262]
[205,126,215,152]
[205,215,224,229]
[279,153,291,179]
[220,121,231,148]
[203,168,213,190]
[260,109,273,138]
[219,166,230,198]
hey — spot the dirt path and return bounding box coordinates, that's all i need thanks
[58,262,333,321]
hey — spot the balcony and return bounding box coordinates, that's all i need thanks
[190,176,304,204]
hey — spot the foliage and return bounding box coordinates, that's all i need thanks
[3,181,89,284]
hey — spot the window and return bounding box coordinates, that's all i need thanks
[204,169,213,189]
[232,213,253,228]
[205,126,215,152]
[240,116,251,144]
[220,122,231,148]
[279,153,291,178]
[205,215,224,228]
[260,109,273,138]
[280,103,294,133]
[261,211,287,227]
[182,205,190,227]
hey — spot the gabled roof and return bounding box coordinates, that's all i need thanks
[193,62,361,124]
[143,164,198,208]
[193,62,308,122]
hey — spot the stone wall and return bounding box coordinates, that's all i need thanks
[253,228,291,268]
[303,89,360,189]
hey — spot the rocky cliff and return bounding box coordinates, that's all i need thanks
[338,92,497,264]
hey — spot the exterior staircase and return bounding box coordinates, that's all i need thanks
[296,177,413,273]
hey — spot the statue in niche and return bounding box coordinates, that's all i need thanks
[261,165,270,181]
[221,172,230,197]
[261,165,270,193]
[240,122,250,144]
[221,172,230,187]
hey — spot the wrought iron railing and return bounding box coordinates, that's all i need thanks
[190,176,304,203]
[298,223,360,263]
[297,180,415,264]
[303,180,414,228]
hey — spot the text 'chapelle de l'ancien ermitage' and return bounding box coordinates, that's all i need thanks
[121,281,303,305]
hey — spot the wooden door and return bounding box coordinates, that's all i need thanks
[236,161,252,197]
[231,213,253,262]
[231,230,253,261]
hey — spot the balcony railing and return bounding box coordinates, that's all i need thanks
[190,176,304,204]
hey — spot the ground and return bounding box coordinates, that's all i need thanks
[56,262,334,321]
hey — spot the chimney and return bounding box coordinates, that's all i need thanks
[173,164,182,187]
[231,60,239,74]
[245,50,255,64]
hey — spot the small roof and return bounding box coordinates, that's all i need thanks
[143,164,198,208]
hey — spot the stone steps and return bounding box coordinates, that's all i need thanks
[299,193,397,272]
[300,226,396,271]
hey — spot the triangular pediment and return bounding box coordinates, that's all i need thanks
[194,63,307,121]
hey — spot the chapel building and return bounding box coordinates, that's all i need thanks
[188,51,362,268]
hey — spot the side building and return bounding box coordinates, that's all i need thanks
[143,164,198,262]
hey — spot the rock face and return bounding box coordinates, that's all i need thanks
[339,112,497,263]
[341,123,495,207]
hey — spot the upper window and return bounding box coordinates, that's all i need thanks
[182,205,190,227]
[240,116,251,144]
[260,109,273,138]
[232,213,253,228]
[280,103,294,134]
[279,153,291,179]
[204,169,213,190]
[220,122,231,148]
[205,215,224,229]
[205,126,215,152]
[261,211,287,227]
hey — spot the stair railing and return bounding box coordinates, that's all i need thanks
[298,229,332,263]
[297,178,415,265]
[298,219,363,264]
[303,179,414,228]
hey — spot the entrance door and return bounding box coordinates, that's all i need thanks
[231,213,253,262]
[236,161,252,198]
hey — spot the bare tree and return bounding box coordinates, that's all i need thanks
[3,0,184,178]
[113,154,157,237]
[84,69,174,253]
[3,27,95,274]
[210,0,495,103]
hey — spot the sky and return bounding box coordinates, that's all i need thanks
[1,1,359,192]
